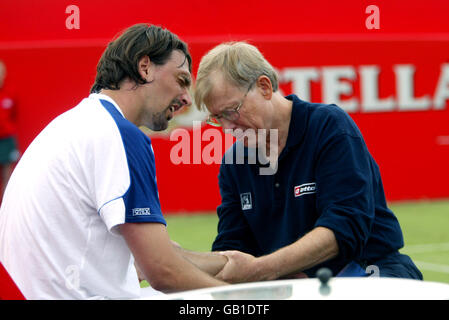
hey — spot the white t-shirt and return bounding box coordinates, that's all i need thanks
[0,93,166,299]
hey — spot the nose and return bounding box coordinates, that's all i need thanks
[180,89,192,107]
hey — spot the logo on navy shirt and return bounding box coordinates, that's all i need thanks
[294,183,317,197]
[132,207,151,216]
[240,193,252,210]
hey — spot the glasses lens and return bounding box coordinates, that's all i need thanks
[224,110,239,122]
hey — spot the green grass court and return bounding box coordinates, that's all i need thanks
[164,199,449,284]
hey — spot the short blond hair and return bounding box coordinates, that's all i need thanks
[194,42,279,110]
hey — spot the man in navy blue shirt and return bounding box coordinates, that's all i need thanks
[193,42,423,282]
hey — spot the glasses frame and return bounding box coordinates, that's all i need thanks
[206,83,254,127]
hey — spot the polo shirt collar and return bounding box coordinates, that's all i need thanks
[89,93,126,118]
[280,94,309,157]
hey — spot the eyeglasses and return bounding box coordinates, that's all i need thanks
[206,84,253,127]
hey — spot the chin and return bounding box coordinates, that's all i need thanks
[235,137,255,148]
[156,123,169,131]
[146,121,168,132]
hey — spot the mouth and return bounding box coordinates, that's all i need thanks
[169,103,183,113]
[167,103,184,120]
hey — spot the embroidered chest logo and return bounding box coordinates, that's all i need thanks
[240,193,252,210]
[294,183,317,197]
[132,208,151,216]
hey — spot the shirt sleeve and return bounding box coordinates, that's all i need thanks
[94,106,166,235]
[313,133,376,262]
[212,163,261,256]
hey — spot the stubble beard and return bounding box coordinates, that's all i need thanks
[145,110,169,131]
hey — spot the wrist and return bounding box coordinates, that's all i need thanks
[255,256,279,281]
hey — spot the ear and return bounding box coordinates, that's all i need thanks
[256,75,273,100]
[137,55,154,82]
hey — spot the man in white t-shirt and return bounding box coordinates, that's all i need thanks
[0,24,227,299]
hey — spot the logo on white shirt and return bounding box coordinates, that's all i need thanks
[294,183,317,197]
[132,208,151,216]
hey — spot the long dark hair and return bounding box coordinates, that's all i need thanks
[90,24,191,93]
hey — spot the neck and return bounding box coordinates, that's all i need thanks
[99,81,142,125]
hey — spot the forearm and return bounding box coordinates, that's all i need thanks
[154,251,227,292]
[175,247,228,276]
[256,227,339,280]
[120,223,227,293]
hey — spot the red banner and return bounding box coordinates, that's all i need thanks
[0,1,448,213]
[151,39,449,211]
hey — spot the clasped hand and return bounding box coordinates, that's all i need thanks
[215,250,263,283]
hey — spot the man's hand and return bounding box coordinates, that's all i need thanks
[216,227,338,283]
[215,250,264,283]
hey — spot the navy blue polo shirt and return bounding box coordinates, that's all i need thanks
[212,94,406,277]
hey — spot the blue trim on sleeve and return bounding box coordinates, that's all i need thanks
[99,99,166,226]
[97,195,127,216]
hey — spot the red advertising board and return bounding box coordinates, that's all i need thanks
[150,39,449,211]
[0,1,448,212]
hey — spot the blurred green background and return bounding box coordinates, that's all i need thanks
[164,199,449,284]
